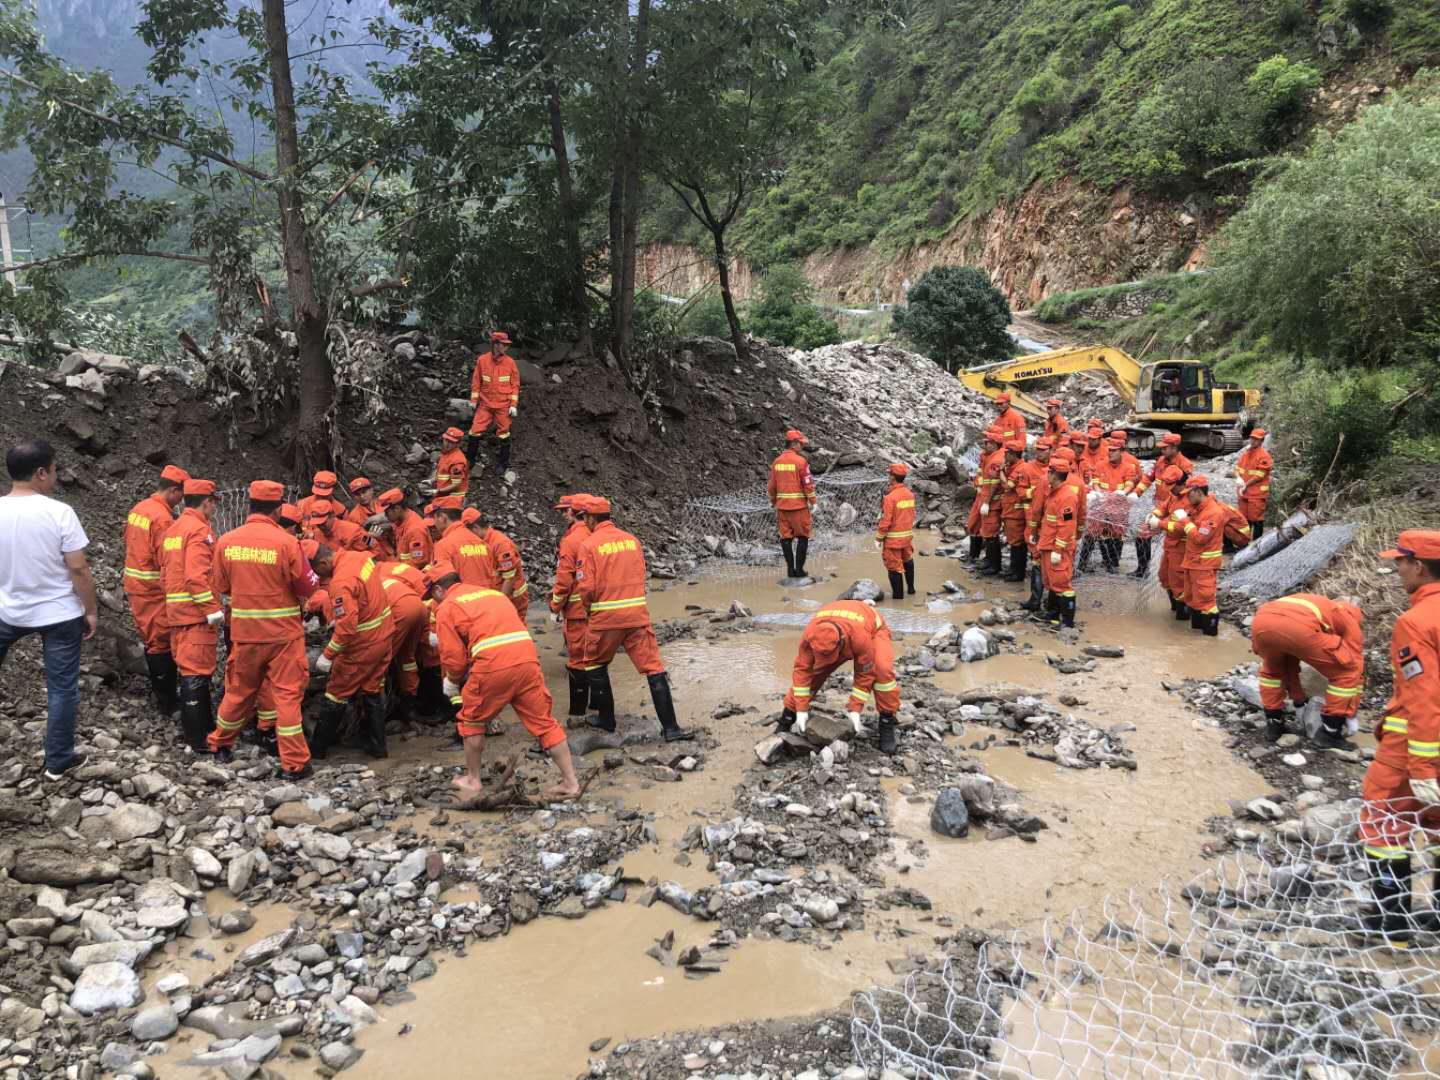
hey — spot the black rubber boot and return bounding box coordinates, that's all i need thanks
[1060,595,1077,629]
[361,693,388,759]
[1313,713,1353,751]
[777,708,796,733]
[1077,537,1095,574]
[465,434,482,466]
[967,535,983,562]
[1360,853,1413,950]
[1004,544,1027,582]
[258,728,278,757]
[566,667,589,718]
[1175,602,1190,622]
[1021,565,1044,611]
[977,538,1002,577]
[146,651,180,718]
[1203,612,1220,637]
[1251,519,1265,540]
[648,672,684,741]
[309,698,347,760]
[877,713,897,756]
[415,667,441,720]
[1045,591,1062,626]
[1414,870,1440,934]
[888,571,905,601]
[1190,609,1205,631]
[496,438,512,475]
[586,665,616,732]
[1132,538,1152,578]
[780,538,797,579]
[1263,709,1286,743]
[795,537,809,577]
[390,694,417,729]
[178,674,213,751]
[903,560,915,595]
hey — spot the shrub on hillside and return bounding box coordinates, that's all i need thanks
[1268,370,1394,500]
[678,292,737,338]
[749,264,841,350]
[1247,55,1321,146]
[891,265,1013,374]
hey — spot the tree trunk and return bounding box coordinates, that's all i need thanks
[710,224,749,362]
[607,0,627,367]
[617,0,650,379]
[547,81,591,355]
[262,0,333,474]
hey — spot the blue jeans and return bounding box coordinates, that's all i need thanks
[0,615,84,771]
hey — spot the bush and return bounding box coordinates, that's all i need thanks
[891,265,1013,373]
[748,264,841,349]
[1128,61,1260,186]
[1247,54,1320,146]
[678,292,737,338]
[1343,0,1393,31]
[1268,370,1394,497]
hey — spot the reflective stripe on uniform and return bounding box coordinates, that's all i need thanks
[590,597,647,611]
[124,567,162,580]
[792,686,812,697]
[257,710,278,720]
[851,688,873,703]
[215,714,246,731]
[1325,684,1362,697]
[1275,595,1329,630]
[233,606,301,619]
[277,723,304,737]
[1365,844,1411,860]
[400,662,418,672]
[1409,740,1440,758]
[874,680,898,692]
[1383,716,1408,734]
[1258,677,1283,688]
[883,531,913,539]
[356,608,391,633]
[774,491,805,499]
[470,630,532,655]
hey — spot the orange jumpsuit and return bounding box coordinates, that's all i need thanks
[977,448,1006,539]
[308,515,371,553]
[768,449,816,540]
[877,482,916,572]
[433,521,503,589]
[1007,460,1045,548]
[1251,594,1364,717]
[1024,461,1050,555]
[1155,484,1190,599]
[998,459,1025,547]
[1236,445,1273,525]
[1218,501,1253,548]
[346,500,378,529]
[1360,582,1440,861]
[1134,450,1194,497]
[321,552,395,703]
[1179,495,1227,615]
[391,508,433,568]
[436,586,565,747]
[478,526,529,616]
[161,507,221,677]
[1044,414,1069,442]
[378,561,428,697]
[123,493,176,654]
[436,447,470,497]
[297,494,345,522]
[992,406,1026,444]
[577,521,664,674]
[551,518,591,669]
[782,601,899,716]
[469,350,520,439]
[208,515,319,771]
[1037,478,1081,598]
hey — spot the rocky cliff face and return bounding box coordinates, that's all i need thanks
[637,242,757,302]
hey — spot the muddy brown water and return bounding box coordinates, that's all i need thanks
[150,538,1275,1078]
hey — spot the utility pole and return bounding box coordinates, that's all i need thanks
[0,192,15,289]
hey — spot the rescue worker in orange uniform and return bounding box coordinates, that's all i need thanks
[208,480,320,778]
[1037,449,1082,628]
[1235,428,1274,538]
[1251,593,1364,746]
[124,464,190,715]
[431,562,581,802]
[469,507,530,618]
[963,428,1001,565]
[297,471,343,522]
[549,494,594,723]
[277,503,304,534]
[161,478,222,750]
[432,499,502,588]
[466,330,520,475]
[991,392,1026,444]
[304,502,370,553]
[346,478,379,528]
[574,496,684,741]
[376,559,429,725]
[378,488,432,568]
[1044,398,1069,443]
[310,546,395,759]
[975,426,1008,577]
[1020,438,1054,611]
[1357,532,1440,947]
[1077,422,1108,482]
[768,429,817,581]
[1004,439,1046,584]
[1144,464,1192,617]
[876,463,917,601]
[1133,433,1193,497]
[1218,498,1254,554]
[1174,475,1228,635]
[779,600,901,755]
[1080,434,1142,574]
[435,427,470,497]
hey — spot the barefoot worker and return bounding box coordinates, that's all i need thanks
[429,560,580,801]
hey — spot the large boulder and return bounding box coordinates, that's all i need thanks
[930,788,971,839]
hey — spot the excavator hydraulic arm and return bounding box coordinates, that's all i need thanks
[959,346,1143,419]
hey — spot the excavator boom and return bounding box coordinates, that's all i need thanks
[958,346,1142,419]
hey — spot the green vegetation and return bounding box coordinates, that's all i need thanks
[891,266,1012,373]
[747,264,841,349]
[736,0,1440,266]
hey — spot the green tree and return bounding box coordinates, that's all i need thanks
[891,265,1012,373]
[749,263,840,349]
[1247,54,1320,146]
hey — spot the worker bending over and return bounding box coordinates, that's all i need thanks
[1250,593,1364,747]
[779,600,900,755]
[311,546,395,760]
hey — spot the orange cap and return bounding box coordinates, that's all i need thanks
[489,331,511,344]
[994,393,1012,405]
[377,488,406,509]
[1161,465,1185,485]
[785,429,807,444]
[278,503,303,526]
[1035,437,1054,450]
[888,462,909,478]
[1045,398,1062,408]
[424,560,458,586]
[1161,433,1182,447]
[160,464,191,485]
[348,477,372,495]
[807,620,844,662]
[1185,475,1210,491]
[1380,530,1440,560]
[1007,438,1026,452]
[300,538,320,560]
[586,496,612,514]
[182,478,215,496]
[1249,428,1267,440]
[434,496,463,512]
[311,471,337,494]
[461,507,480,527]
[442,426,464,443]
[553,495,574,510]
[249,480,284,502]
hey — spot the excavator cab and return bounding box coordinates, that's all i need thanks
[1137,362,1213,415]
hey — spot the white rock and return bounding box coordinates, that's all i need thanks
[186,847,222,879]
[70,962,143,1014]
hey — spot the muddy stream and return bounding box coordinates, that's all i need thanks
[151,537,1269,1079]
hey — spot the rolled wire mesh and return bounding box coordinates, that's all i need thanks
[852,798,1440,1079]
[1224,523,1361,602]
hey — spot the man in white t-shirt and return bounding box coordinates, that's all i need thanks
[0,440,98,779]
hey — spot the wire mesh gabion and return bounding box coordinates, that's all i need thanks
[1224,523,1361,603]
[852,798,1440,1079]
[681,469,891,561]
[213,485,303,538]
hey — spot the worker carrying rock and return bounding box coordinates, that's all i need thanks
[310,546,396,760]
[574,496,684,741]
[1357,531,1440,948]
[1036,448,1081,628]
[550,493,594,725]
[779,599,900,755]
[207,480,321,779]
[467,330,520,476]
[768,429,817,583]
[161,478,222,751]
[123,463,189,717]
[876,463,916,601]
[435,426,470,497]
[431,560,582,802]
[1250,593,1364,747]
[1235,428,1273,538]
[1174,475,1227,636]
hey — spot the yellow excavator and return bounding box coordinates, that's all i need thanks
[959,345,1262,454]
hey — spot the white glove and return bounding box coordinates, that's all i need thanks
[1145,515,1160,531]
[1126,491,1139,501]
[443,677,460,699]
[428,632,440,649]
[794,711,809,735]
[508,406,517,417]
[1171,508,1188,521]
[1411,778,1440,807]
[315,654,333,674]
[980,503,990,517]
[1050,551,1061,566]
[847,711,863,735]
[874,540,884,551]
[551,611,563,624]
[1086,491,1099,506]
[206,610,225,627]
